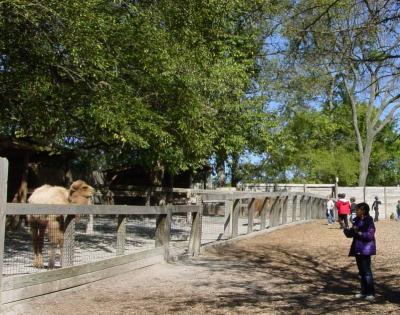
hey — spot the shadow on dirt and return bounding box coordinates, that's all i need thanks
[158,243,399,314]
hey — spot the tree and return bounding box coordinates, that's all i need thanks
[280,0,400,186]
[1,0,279,183]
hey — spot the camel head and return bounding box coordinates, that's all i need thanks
[68,180,94,205]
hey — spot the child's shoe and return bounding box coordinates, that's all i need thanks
[364,295,375,302]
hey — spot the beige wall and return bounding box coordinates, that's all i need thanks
[243,183,400,219]
[339,186,400,219]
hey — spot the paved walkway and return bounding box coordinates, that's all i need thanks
[4,220,400,315]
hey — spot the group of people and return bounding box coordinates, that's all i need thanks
[326,194,382,228]
[326,194,377,302]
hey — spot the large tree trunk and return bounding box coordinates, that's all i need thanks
[358,136,374,187]
[9,153,29,230]
[149,160,165,187]
[230,154,239,188]
[358,157,368,188]
[12,153,29,203]
[216,156,226,188]
[149,160,165,205]
[345,80,375,188]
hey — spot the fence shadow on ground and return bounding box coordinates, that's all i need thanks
[161,244,399,314]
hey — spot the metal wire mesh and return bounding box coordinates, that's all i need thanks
[201,202,228,244]
[4,222,37,276]
[169,214,191,257]
[3,213,170,276]
[125,215,156,254]
[74,215,118,265]
[238,203,250,236]
[3,198,276,277]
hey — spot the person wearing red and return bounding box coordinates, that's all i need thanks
[336,193,351,229]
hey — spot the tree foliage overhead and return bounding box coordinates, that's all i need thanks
[270,0,400,186]
[1,0,277,177]
[4,0,400,187]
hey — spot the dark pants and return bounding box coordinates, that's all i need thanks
[338,214,348,228]
[374,209,379,222]
[356,255,375,296]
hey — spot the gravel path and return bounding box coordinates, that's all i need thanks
[4,220,400,315]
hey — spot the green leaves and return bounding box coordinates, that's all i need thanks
[1,0,277,177]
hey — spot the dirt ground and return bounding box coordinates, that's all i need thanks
[4,220,400,315]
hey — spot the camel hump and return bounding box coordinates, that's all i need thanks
[28,185,69,205]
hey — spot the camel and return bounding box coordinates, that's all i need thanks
[28,180,94,269]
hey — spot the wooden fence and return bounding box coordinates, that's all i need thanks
[243,183,400,219]
[337,186,400,219]
[0,157,327,308]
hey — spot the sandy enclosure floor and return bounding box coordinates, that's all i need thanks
[5,220,400,315]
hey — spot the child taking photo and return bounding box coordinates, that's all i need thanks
[343,202,376,302]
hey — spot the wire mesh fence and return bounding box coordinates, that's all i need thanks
[3,195,313,277]
[3,205,234,276]
[74,215,118,264]
[3,214,169,277]
[169,214,191,257]
[201,202,227,244]
[4,224,34,276]
[124,215,156,255]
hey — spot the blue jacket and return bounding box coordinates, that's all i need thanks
[343,215,376,256]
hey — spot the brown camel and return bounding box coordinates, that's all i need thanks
[28,180,94,269]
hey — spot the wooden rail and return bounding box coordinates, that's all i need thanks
[5,203,199,215]
[0,156,203,306]
[0,157,328,308]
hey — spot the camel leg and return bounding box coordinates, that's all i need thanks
[59,242,64,268]
[48,218,63,268]
[47,222,57,269]
[48,245,55,269]
[36,226,46,268]
[31,226,40,268]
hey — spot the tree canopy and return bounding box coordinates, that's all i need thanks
[1,0,277,179]
[3,0,400,187]
[272,0,400,186]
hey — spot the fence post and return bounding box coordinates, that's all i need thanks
[304,196,308,220]
[282,196,288,224]
[311,197,316,219]
[116,215,126,256]
[316,199,320,219]
[277,196,283,225]
[260,197,269,230]
[292,195,298,222]
[270,197,279,227]
[155,207,171,261]
[311,198,316,219]
[247,198,255,234]
[224,199,232,238]
[230,198,240,238]
[0,158,8,309]
[299,195,305,220]
[188,206,203,256]
[306,196,311,220]
[319,199,325,218]
[62,215,76,267]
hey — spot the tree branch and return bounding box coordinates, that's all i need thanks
[373,103,400,136]
[343,78,364,155]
